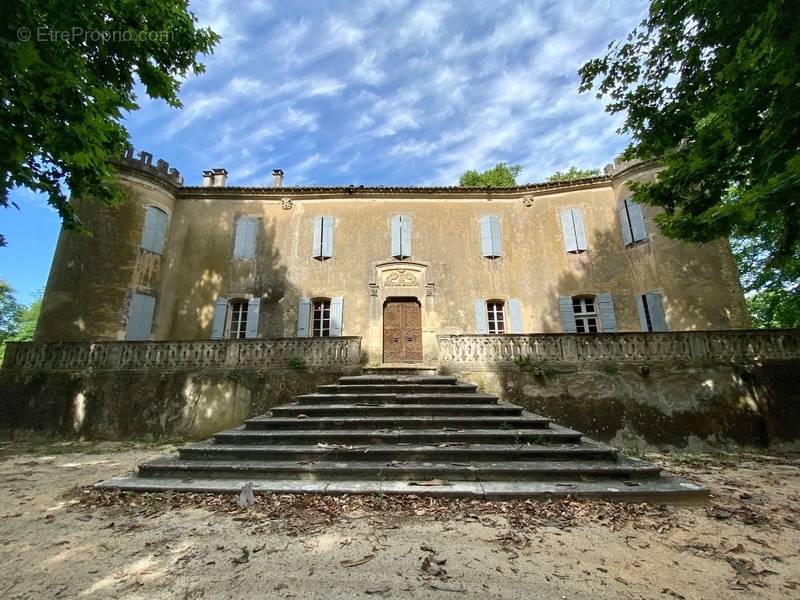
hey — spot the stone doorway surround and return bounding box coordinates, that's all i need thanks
[368,261,437,364]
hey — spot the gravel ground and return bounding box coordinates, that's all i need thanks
[0,439,798,599]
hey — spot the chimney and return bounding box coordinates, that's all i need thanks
[211,168,228,187]
[272,168,284,188]
[202,168,228,187]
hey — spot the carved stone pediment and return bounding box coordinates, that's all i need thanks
[385,269,418,287]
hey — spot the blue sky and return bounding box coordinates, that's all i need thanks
[1,0,648,303]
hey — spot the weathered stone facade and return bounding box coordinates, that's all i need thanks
[35,150,749,366]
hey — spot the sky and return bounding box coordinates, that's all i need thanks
[1,0,649,303]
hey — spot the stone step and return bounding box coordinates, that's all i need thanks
[317,383,478,394]
[96,475,708,504]
[293,393,499,405]
[243,415,551,431]
[360,365,440,377]
[178,442,616,462]
[139,457,660,482]
[212,427,581,445]
[271,403,522,418]
[339,375,455,384]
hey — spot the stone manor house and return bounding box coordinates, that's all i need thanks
[35,149,749,364]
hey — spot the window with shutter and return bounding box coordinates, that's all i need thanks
[233,217,258,259]
[596,293,618,332]
[330,296,344,336]
[140,206,169,254]
[227,299,249,339]
[560,208,588,253]
[637,292,668,332]
[312,216,334,259]
[125,292,156,341]
[479,215,503,258]
[474,299,488,334]
[296,297,311,337]
[312,298,332,337]
[486,300,506,334]
[619,197,647,246]
[507,298,523,334]
[391,215,412,259]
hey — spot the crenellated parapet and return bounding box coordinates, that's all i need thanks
[115,147,183,186]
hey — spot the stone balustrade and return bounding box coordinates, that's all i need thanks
[1,337,362,371]
[437,330,800,365]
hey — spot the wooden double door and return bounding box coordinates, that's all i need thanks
[383,299,422,363]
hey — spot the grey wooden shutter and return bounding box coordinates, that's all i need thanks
[210,298,227,340]
[125,293,155,341]
[618,199,633,246]
[597,293,618,332]
[572,208,588,251]
[391,215,402,258]
[330,296,344,336]
[560,209,578,253]
[234,217,257,259]
[152,208,168,254]
[646,292,668,331]
[479,216,493,257]
[401,215,412,257]
[558,296,577,333]
[507,298,523,333]
[474,299,488,334]
[312,217,322,258]
[636,295,649,331]
[296,297,311,337]
[245,297,261,339]
[321,216,334,258]
[628,200,647,242]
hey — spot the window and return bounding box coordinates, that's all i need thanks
[210,297,261,340]
[618,198,647,246]
[227,299,248,339]
[140,206,169,254]
[391,215,412,259]
[312,216,334,259]
[486,301,505,334]
[479,215,503,258]
[312,299,331,337]
[637,292,668,332]
[572,296,599,333]
[125,292,156,341]
[560,208,588,253]
[233,217,258,259]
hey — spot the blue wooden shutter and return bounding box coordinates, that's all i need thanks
[560,209,578,253]
[558,296,577,333]
[321,216,334,258]
[597,293,618,332]
[628,200,647,242]
[479,216,493,257]
[234,217,257,259]
[636,295,649,331]
[330,296,344,336]
[210,298,227,340]
[572,209,588,251]
[391,215,402,258]
[474,299,488,334]
[507,298,523,333]
[245,297,261,339]
[296,297,311,337]
[489,215,503,257]
[401,215,412,257]
[646,292,668,331]
[312,217,322,258]
[125,293,155,341]
[618,199,633,246]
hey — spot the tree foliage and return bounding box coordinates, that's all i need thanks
[579,0,800,277]
[459,163,522,187]
[0,283,40,363]
[546,166,601,182]
[1,0,220,245]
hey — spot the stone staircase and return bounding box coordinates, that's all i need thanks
[98,375,707,502]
